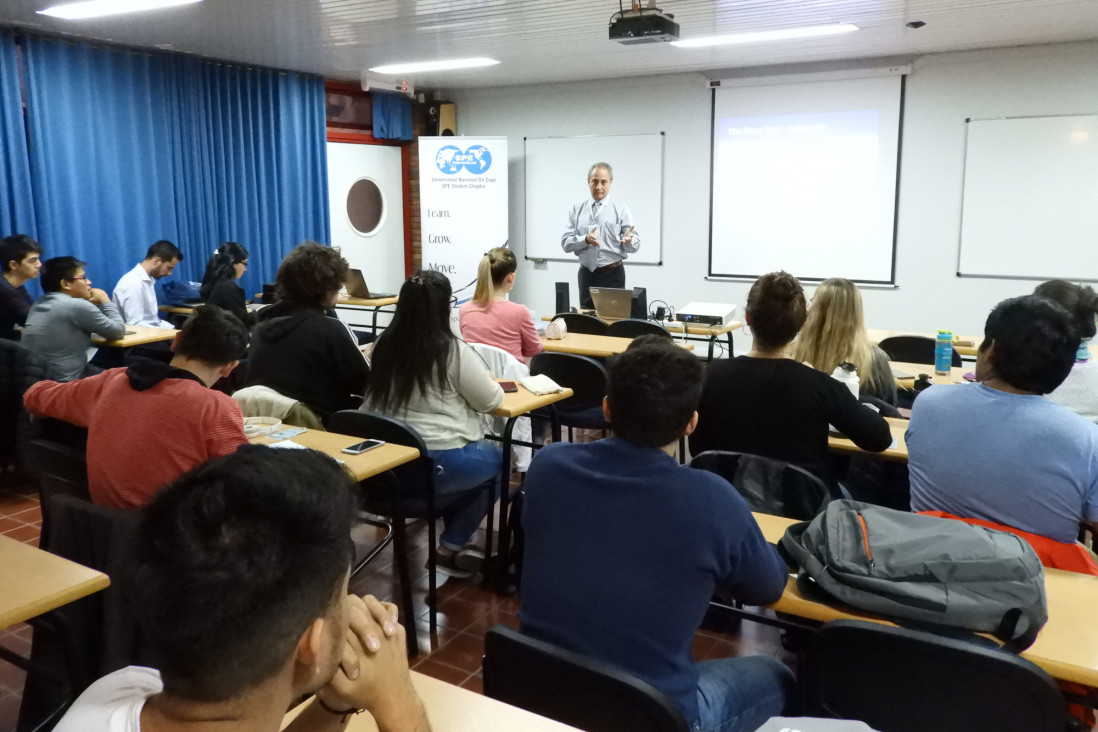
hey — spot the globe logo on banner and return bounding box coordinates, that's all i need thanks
[435,145,493,175]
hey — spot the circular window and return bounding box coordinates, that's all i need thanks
[346,178,385,236]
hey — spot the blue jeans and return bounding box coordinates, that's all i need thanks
[692,656,794,732]
[429,440,503,551]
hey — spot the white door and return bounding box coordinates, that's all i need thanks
[327,142,405,294]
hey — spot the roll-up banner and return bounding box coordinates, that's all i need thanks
[418,136,509,303]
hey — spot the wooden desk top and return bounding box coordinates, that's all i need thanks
[492,383,575,419]
[542,315,743,337]
[827,416,909,462]
[540,333,693,358]
[283,671,579,731]
[158,304,196,315]
[868,329,980,358]
[890,360,972,387]
[93,325,179,348]
[0,535,110,630]
[250,428,420,482]
[337,295,399,308]
[752,512,1098,686]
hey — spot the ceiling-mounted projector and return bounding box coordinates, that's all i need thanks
[609,4,679,45]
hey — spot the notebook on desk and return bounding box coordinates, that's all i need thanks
[345,269,395,300]
[588,287,632,320]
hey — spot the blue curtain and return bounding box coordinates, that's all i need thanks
[21,35,330,298]
[0,30,36,242]
[373,92,413,140]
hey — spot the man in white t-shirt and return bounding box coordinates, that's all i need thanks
[112,240,183,328]
[53,447,430,732]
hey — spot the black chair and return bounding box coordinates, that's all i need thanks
[879,335,963,368]
[551,312,609,335]
[483,625,690,732]
[24,438,92,549]
[607,318,672,339]
[327,410,487,656]
[0,339,47,474]
[529,352,610,438]
[690,450,833,520]
[797,620,1068,732]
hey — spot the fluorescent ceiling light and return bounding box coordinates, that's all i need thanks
[38,0,202,20]
[671,23,859,49]
[369,58,499,74]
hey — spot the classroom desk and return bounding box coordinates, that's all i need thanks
[92,325,178,348]
[157,304,196,315]
[282,670,580,731]
[250,428,420,482]
[335,295,399,335]
[486,383,574,592]
[0,535,110,630]
[827,416,909,462]
[540,332,693,358]
[868,329,980,358]
[542,315,739,359]
[752,512,1098,687]
[890,360,972,387]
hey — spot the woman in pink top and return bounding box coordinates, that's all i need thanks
[459,247,542,362]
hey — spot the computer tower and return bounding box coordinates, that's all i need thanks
[555,282,570,315]
[631,287,647,320]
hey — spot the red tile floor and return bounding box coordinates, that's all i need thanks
[0,471,794,731]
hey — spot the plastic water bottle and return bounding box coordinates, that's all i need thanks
[831,361,860,400]
[935,331,953,376]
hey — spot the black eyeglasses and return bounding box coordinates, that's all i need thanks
[67,276,89,282]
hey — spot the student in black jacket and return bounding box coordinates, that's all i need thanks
[690,270,891,490]
[200,242,255,328]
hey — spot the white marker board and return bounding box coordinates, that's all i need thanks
[524,134,663,264]
[959,114,1098,281]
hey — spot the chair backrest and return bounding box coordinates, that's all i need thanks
[529,352,609,406]
[466,341,531,380]
[551,312,609,335]
[606,318,671,340]
[878,335,963,368]
[689,450,832,520]
[25,438,92,548]
[483,625,690,732]
[798,620,1066,732]
[0,339,47,463]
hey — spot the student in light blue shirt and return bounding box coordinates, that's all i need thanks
[908,295,1098,543]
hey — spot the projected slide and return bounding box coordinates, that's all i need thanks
[709,75,902,283]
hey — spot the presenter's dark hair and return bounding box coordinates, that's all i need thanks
[0,234,42,273]
[275,241,349,307]
[981,295,1079,394]
[367,270,454,414]
[176,305,248,364]
[146,240,183,262]
[1034,279,1098,340]
[745,271,806,350]
[608,336,702,447]
[127,446,355,702]
[40,257,85,293]
[200,242,249,299]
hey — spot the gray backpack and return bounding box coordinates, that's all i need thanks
[779,500,1048,650]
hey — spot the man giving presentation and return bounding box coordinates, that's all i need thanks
[561,162,639,309]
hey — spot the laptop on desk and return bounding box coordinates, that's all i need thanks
[588,287,633,320]
[345,269,395,300]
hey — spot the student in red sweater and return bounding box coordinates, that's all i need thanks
[458,247,542,363]
[24,304,249,508]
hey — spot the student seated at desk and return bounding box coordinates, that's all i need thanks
[791,277,896,405]
[1034,279,1098,423]
[908,294,1098,545]
[245,242,369,421]
[520,338,792,732]
[690,271,891,491]
[112,240,182,329]
[364,270,504,579]
[0,234,43,340]
[23,305,249,508]
[53,447,429,732]
[22,256,126,382]
[458,247,541,362]
[200,241,255,328]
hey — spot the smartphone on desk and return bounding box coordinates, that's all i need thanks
[499,381,519,393]
[341,439,385,455]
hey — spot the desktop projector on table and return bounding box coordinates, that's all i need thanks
[676,302,737,327]
[608,5,679,45]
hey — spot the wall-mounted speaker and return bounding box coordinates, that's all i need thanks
[555,282,570,315]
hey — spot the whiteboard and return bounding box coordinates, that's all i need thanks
[959,114,1098,281]
[524,134,663,264]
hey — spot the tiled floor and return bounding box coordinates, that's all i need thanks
[0,470,792,730]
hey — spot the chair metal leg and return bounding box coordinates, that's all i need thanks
[493,416,518,593]
[391,519,419,657]
[350,513,393,578]
[427,513,437,641]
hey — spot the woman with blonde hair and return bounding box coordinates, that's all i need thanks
[459,247,542,362]
[792,277,896,404]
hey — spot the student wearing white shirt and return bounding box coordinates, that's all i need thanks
[112,240,183,328]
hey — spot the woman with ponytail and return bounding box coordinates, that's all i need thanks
[200,242,254,327]
[459,247,541,362]
[1035,279,1098,422]
[690,271,891,491]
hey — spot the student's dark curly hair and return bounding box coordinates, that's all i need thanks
[745,271,806,350]
[981,295,1079,394]
[608,336,702,448]
[1034,279,1098,340]
[274,242,348,307]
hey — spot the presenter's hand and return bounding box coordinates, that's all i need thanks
[585,227,599,248]
[88,288,110,305]
[621,234,634,246]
